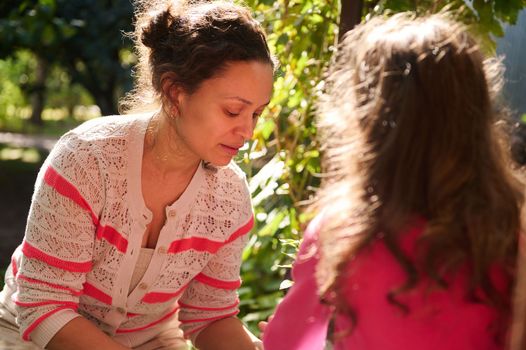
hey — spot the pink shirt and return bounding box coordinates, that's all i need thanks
[263,215,508,350]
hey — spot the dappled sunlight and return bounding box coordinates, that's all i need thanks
[0,147,41,164]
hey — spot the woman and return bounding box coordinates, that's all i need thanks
[0,1,275,349]
[263,13,524,350]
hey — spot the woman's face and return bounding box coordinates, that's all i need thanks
[174,60,274,166]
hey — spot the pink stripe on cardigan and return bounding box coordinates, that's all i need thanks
[179,309,239,324]
[82,282,112,305]
[17,274,83,296]
[225,216,254,244]
[116,307,179,333]
[142,282,189,304]
[194,273,241,290]
[44,166,99,225]
[46,165,129,253]
[22,306,76,341]
[168,216,254,254]
[14,300,78,309]
[22,241,92,273]
[95,225,128,253]
[11,256,18,276]
[178,299,239,311]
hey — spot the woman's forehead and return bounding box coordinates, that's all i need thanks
[198,61,273,100]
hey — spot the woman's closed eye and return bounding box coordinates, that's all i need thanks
[225,109,241,117]
[224,106,265,120]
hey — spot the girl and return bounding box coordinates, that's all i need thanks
[263,13,524,350]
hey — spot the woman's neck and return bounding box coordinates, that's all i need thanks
[144,111,200,178]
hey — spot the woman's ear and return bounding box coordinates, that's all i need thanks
[160,72,182,114]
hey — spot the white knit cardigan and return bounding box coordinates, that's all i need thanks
[0,114,254,348]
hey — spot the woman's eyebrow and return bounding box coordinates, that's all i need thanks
[225,96,270,108]
[224,96,253,105]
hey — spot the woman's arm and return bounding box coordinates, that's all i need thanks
[177,215,254,343]
[47,317,129,350]
[179,172,257,348]
[13,134,105,347]
[194,317,261,350]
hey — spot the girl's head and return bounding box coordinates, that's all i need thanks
[123,0,276,112]
[316,12,523,334]
[319,13,512,223]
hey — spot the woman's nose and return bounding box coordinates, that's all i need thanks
[237,115,255,140]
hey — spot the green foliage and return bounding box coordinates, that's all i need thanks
[237,0,526,335]
[0,50,95,134]
[0,0,77,56]
[0,0,134,115]
[45,65,95,114]
[0,51,31,129]
[363,0,526,51]
[236,0,338,333]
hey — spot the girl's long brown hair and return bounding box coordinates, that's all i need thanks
[314,13,524,337]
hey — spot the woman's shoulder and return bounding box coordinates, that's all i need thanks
[65,113,150,141]
[48,113,151,162]
[193,162,252,231]
[204,161,250,195]
[44,113,151,178]
[216,161,248,181]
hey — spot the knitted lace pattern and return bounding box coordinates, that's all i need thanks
[4,115,253,347]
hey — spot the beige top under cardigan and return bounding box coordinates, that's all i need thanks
[129,248,154,294]
[0,113,254,348]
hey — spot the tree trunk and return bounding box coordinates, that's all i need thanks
[339,0,364,42]
[93,89,118,116]
[79,61,119,116]
[29,55,48,126]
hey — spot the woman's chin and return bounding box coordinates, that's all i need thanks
[206,158,232,168]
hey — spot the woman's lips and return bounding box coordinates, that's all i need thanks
[221,144,241,156]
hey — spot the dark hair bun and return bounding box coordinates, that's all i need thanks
[141,10,172,49]
[131,1,273,101]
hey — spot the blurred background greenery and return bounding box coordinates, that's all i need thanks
[1,0,526,335]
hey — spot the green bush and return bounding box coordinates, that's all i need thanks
[236,0,526,335]
[236,0,338,333]
[0,51,31,129]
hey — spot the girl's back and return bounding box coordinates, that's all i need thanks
[334,218,507,349]
[264,215,508,350]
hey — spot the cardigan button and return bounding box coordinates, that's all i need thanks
[168,210,176,218]
[158,246,167,254]
[116,307,126,314]
[138,282,148,290]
